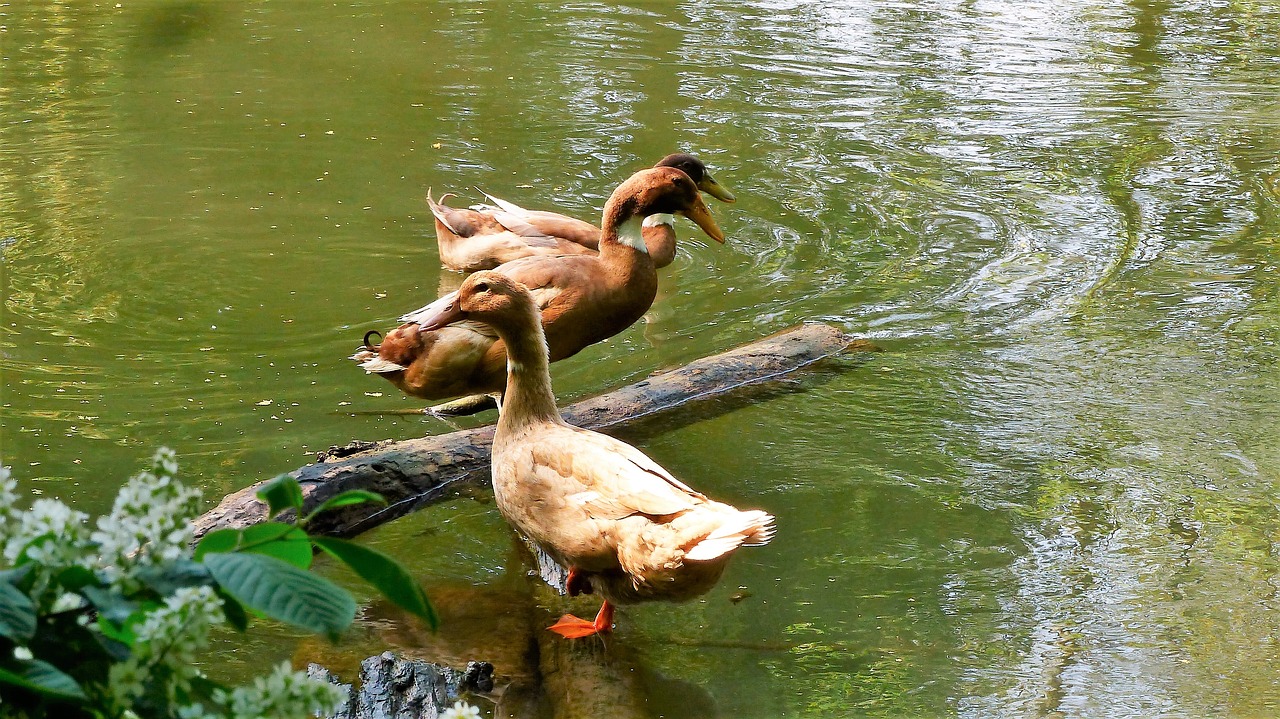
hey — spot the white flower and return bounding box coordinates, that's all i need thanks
[442,700,482,719]
[3,497,91,569]
[50,592,86,613]
[176,704,218,719]
[90,455,201,587]
[221,661,345,719]
[152,446,180,478]
[108,658,147,706]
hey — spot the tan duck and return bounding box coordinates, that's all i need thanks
[428,153,736,272]
[415,270,775,638]
[353,166,725,403]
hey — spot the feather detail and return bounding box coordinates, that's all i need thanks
[357,356,408,374]
[684,510,775,561]
[399,291,460,324]
[426,190,461,234]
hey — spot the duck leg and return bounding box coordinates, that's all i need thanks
[427,394,499,416]
[565,567,593,596]
[548,601,615,639]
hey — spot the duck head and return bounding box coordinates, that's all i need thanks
[655,153,737,204]
[417,271,538,334]
[605,166,726,244]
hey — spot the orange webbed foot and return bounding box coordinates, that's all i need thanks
[547,601,614,639]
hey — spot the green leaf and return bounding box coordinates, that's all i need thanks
[194,528,241,560]
[133,560,214,596]
[0,658,87,701]
[203,552,355,638]
[82,586,137,627]
[96,614,136,648]
[313,537,438,630]
[53,566,99,592]
[0,582,36,642]
[0,565,34,589]
[257,474,304,518]
[303,490,387,524]
[238,524,312,569]
[196,524,312,569]
[92,632,131,662]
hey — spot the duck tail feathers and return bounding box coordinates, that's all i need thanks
[684,510,775,561]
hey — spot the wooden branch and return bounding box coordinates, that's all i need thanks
[194,323,873,539]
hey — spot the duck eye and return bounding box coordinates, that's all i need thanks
[473,282,490,294]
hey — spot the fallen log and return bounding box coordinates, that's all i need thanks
[194,322,874,539]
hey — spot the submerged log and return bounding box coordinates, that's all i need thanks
[194,323,873,539]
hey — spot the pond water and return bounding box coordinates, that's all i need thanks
[4,1,1280,717]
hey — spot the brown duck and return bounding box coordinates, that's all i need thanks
[353,166,725,402]
[427,153,736,272]
[414,269,775,638]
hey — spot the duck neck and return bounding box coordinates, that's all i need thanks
[601,214,649,255]
[495,309,562,430]
[642,214,677,268]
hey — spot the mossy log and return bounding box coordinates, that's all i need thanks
[194,323,873,540]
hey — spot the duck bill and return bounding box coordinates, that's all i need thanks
[697,173,737,204]
[681,195,726,243]
[416,299,466,332]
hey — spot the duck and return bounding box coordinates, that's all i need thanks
[414,269,775,638]
[353,166,725,404]
[428,153,736,272]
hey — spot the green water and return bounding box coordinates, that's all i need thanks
[4,1,1280,716]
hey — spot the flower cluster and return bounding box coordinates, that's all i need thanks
[216,661,347,719]
[0,451,351,719]
[107,586,226,709]
[91,447,202,588]
[1,495,91,579]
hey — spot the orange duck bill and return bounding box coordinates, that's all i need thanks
[414,296,466,332]
[680,193,725,243]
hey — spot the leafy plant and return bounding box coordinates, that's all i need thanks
[0,448,437,719]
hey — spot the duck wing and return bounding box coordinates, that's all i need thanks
[476,189,602,247]
[397,254,582,327]
[528,426,708,521]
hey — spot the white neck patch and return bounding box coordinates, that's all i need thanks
[616,215,649,253]
[643,213,675,228]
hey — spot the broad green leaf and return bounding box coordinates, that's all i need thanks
[204,552,355,638]
[194,528,241,560]
[0,658,87,701]
[133,560,214,595]
[0,582,36,642]
[238,524,312,569]
[304,490,387,524]
[257,474,304,517]
[313,537,438,630]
